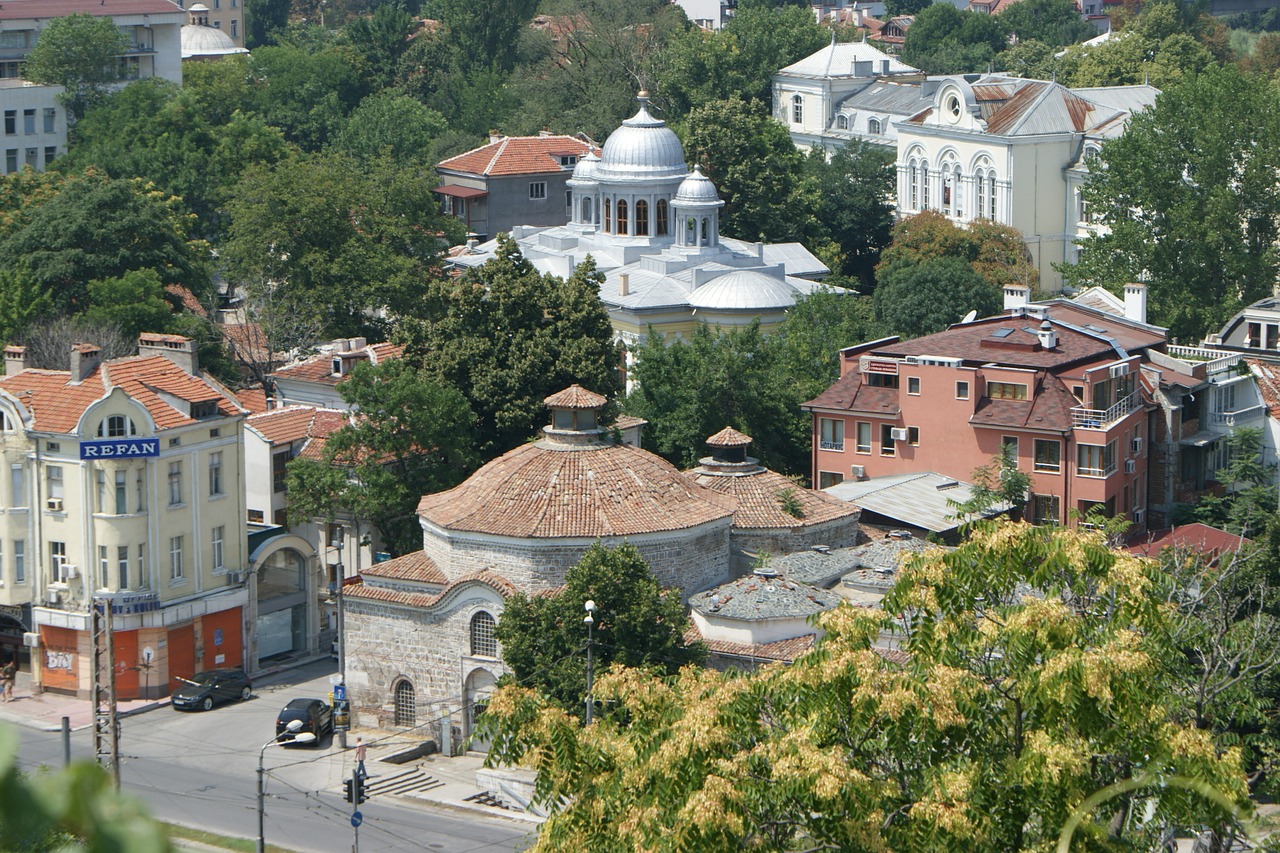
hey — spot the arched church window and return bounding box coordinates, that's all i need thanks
[792,95,803,124]
[836,114,848,130]
[582,197,593,224]
[920,161,930,210]
[470,611,497,658]
[634,200,649,236]
[604,199,612,233]
[616,200,629,235]
[908,161,919,210]
[656,199,668,236]
[952,164,963,218]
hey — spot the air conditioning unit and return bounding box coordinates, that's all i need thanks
[1124,459,1136,474]
[890,427,909,441]
[1132,509,1144,525]
[45,497,63,511]
[850,464,866,479]
[225,571,245,585]
[62,565,78,580]
[22,632,39,648]
[1109,363,1130,378]
[46,587,62,605]
[1131,437,1143,454]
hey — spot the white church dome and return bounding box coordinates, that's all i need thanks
[688,271,799,311]
[571,150,600,181]
[597,93,686,181]
[181,5,248,59]
[674,166,720,204]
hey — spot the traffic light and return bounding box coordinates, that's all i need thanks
[353,774,367,805]
[343,778,355,804]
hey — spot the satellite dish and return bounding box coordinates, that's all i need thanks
[961,310,978,324]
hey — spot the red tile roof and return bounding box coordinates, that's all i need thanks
[705,426,752,448]
[247,406,348,462]
[803,370,901,415]
[345,570,518,608]
[970,372,1077,431]
[360,551,446,585]
[686,466,860,530]
[271,342,402,387]
[0,0,185,21]
[418,440,735,539]
[236,387,270,415]
[165,285,208,318]
[1126,523,1252,559]
[544,384,606,409]
[1249,359,1280,421]
[436,136,594,178]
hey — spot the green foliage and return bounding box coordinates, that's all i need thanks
[341,3,418,91]
[83,270,176,342]
[875,256,1002,339]
[0,170,210,315]
[0,268,56,348]
[1055,1,1217,88]
[776,486,805,519]
[902,4,1009,75]
[245,0,291,48]
[286,359,476,554]
[480,522,1252,851]
[333,91,448,163]
[21,14,128,120]
[998,0,1094,47]
[397,237,622,457]
[885,0,934,15]
[800,143,896,287]
[1065,65,1280,341]
[248,44,369,150]
[494,542,705,715]
[222,152,462,343]
[1187,428,1278,538]
[427,0,540,75]
[877,210,1039,293]
[948,442,1031,524]
[0,726,171,852]
[682,97,811,242]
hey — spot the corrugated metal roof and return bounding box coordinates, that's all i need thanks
[825,472,1010,532]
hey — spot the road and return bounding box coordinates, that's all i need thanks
[13,660,535,853]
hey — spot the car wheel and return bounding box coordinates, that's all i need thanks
[240,686,252,701]
[201,696,213,711]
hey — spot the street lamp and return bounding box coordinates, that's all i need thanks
[583,600,595,725]
[257,720,316,853]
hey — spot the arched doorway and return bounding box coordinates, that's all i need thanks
[256,547,308,663]
[0,609,27,669]
[464,668,497,752]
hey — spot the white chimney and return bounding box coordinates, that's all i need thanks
[619,273,630,297]
[1003,285,1029,312]
[1037,320,1057,350]
[1124,282,1148,325]
[4,345,27,376]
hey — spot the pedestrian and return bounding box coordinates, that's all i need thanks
[1,659,14,703]
[354,737,367,779]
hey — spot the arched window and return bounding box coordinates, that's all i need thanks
[868,117,881,135]
[655,199,668,236]
[604,198,612,233]
[470,611,497,658]
[941,161,956,214]
[984,171,997,219]
[976,170,988,221]
[0,412,12,432]
[98,416,135,438]
[836,114,848,130]
[686,217,696,245]
[792,95,803,124]
[700,217,709,243]
[634,199,649,236]
[582,197,593,224]
[908,161,919,210]
[920,161,930,210]
[393,680,416,727]
[616,200,629,235]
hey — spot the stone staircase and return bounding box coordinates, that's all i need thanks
[349,765,444,798]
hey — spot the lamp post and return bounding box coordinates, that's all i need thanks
[583,600,595,724]
[257,720,316,853]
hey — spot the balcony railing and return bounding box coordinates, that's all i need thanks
[1071,392,1138,430]
[1209,404,1266,428]
[1167,345,1244,373]
[1078,463,1116,478]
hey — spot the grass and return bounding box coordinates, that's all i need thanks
[161,821,297,853]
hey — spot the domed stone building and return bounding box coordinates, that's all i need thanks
[343,385,737,738]
[448,94,835,367]
[180,5,248,62]
[684,427,860,573]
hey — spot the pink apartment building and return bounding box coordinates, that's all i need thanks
[803,290,1167,528]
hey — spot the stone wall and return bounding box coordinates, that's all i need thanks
[730,516,860,576]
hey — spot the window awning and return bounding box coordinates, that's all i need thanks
[433,185,488,199]
[1179,431,1219,448]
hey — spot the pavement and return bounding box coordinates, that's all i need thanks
[3,660,544,842]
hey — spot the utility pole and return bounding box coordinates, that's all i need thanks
[89,598,119,787]
[583,600,595,725]
[336,554,347,750]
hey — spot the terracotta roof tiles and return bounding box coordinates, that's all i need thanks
[686,466,860,530]
[271,343,403,386]
[705,426,752,447]
[346,569,518,608]
[360,551,446,585]
[803,370,901,415]
[437,136,595,178]
[544,384,606,409]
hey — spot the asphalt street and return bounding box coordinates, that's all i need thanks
[12,660,534,852]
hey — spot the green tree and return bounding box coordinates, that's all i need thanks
[286,359,477,554]
[902,4,1009,75]
[333,91,448,163]
[682,97,813,243]
[1065,66,1280,341]
[83,270,175,342]
[801,142,896,286]
[222,152,462,342]
[1188,427,1278,538]
[245,0,291,48]
[885,0,933,15]
[480,522,1251,851]
[949,442,1031,523]
[496,542,706,715]
[999,38,1063,79]
[998,0,1094,47]
[427,0,539,75]
[877,210,1038,292]
[0,171,210,314]
[341,3,418,90]
[1056,1,1215,89]
[397,237,622,456]
[248,44,368,150]
[21,13,128,120]
[875,256,1002,338]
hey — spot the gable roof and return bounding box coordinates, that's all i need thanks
[271,342,402,387]
[777,40,918,78]
[246,406,348,448]
[437,136,595,178]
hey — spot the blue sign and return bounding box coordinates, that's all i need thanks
[333,683,346,702]
[213,628,223,647]
[351,811,363,827]
[80,439,160,460]
[107,592,161,615]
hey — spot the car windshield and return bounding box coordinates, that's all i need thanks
[181,673,216,686]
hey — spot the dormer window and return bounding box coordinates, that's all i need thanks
[191,401,218,419]
[836,115,848,130]
[559,155,577,167]
[332,357,343,376]
[98,415,136,438]
[0,412,12,432]
[868,117,881,135]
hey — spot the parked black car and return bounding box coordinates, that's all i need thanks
[172,668,252,712]
[275,698,332,744]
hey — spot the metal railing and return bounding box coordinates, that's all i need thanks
[1209,404,1265,427]
[1071,392,1138,429]
[1077,463,1116,478]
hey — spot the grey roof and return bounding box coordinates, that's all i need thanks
[674,167,721,204]
[688,270,798,311]
[723,239,829,279]
[1071,84,1160,115]
[690,571,842,621]
[778,40,918,78]
[836,80,931,118]
[772,547,864,587]
[597,101,686,182]
[824,472,1010,532]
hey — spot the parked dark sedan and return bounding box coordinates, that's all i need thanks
[172,668,252,711]
[275,698,332,744]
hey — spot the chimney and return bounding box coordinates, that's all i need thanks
[1037,320,1058,350]
[853,60,873,77]
[350,337,367,351]
[138,334,199,376]
[489,130,503,144]
[332,338,351,353]
[882,59,891,74]
[1003,284,1029,312]
[4,345,27,376]
[69,343,101,385]
[619,273,630,297]
[1124,282,1148,325]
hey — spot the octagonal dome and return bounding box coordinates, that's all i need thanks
[596,95,687,182]
[688,271,798,311]
[674,166,720,204]
[570,150,601,181]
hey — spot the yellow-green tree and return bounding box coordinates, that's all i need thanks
[480,522,1251,852]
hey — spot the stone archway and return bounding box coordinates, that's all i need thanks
[464,668,497,752]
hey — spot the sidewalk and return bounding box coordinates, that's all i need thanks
[0,671,168,732]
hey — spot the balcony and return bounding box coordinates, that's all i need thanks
[1209,404,1266,428]
[1167,346,1244,373]
[1071,392,1138,430]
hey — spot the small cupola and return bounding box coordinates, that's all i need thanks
[695,426,765,476]
[542,384,608,447]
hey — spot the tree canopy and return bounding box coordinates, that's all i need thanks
[495,542,705,715]
[875,256,1002,339]
[481,522,1251,851]
[21,14,128,120]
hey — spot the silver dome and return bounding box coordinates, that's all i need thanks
[597,96,687,182]
[689,271,798,311]
[674,166,721,204]
[181,24,248,58]
[571,150,600,181]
